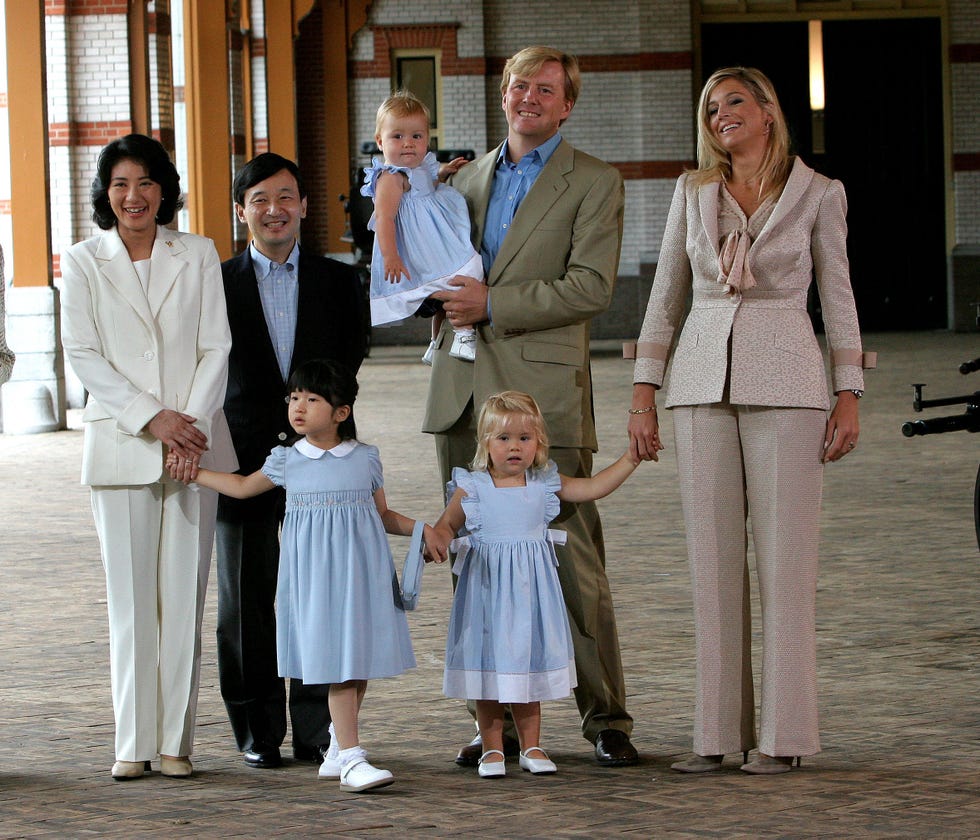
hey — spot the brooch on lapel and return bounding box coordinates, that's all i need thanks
[165,241,173,247]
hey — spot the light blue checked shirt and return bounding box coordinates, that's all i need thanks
[250,240,300,380]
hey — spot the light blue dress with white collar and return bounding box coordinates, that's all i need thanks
[261,438,415,683]
[361,151,481,326]
[443,461,576,703]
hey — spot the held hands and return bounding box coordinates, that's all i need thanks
[627,412,664,463]
[823,391,860,463]
[149,408,207,463]
[165,447,199,484]
[438,157,470,182]
[431,275,488,328]
[422,523,450,564]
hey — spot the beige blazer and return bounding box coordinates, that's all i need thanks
[423,138,624,449]
[632,158,868,410]
[61,226,236,485]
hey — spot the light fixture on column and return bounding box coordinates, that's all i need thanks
[809,20,826,154]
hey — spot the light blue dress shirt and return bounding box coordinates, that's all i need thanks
[480,132,563,276]
[250,241,300,380]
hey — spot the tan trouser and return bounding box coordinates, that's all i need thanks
[673,401,825,757]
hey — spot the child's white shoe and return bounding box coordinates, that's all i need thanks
[477,749,506,778]
[338,748,394,792]
[519,747,557,775]
[448,333,476,362]
[421,340,437,366]
[317,741,342,779]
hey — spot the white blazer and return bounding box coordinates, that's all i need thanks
[61,226,237,485]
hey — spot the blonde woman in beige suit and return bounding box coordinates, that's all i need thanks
[627,67,873,775]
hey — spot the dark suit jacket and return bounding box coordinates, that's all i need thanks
[221,247,366,476]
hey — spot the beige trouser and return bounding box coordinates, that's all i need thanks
[91,480,217,761]
[673,401,826,758]
[434,403,632,743]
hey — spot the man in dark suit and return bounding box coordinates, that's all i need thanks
[217,153,366,768]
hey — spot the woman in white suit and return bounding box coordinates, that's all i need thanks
[61,135,236,780]
[627,68,873,774]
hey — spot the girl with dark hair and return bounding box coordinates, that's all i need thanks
[168,358,439,792]
[61,134,235,781]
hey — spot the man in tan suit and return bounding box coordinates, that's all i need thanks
[424,46,637,766]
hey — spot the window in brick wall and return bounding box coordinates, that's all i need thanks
[394,50,442,149]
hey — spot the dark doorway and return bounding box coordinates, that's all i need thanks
[701,18,946,330]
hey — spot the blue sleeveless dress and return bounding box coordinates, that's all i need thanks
[443,462,576,703]
[361,152,480,326]
[261,439,416,683]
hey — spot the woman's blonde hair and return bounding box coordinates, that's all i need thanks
[374,89,431,137]
[690,66,791,200]
[471,391,550,473]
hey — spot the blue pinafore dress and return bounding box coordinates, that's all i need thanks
[443,462,576,703]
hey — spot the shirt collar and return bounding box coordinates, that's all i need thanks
[497,132,563,168]
[249,240,300,281]
[294,438,358,459]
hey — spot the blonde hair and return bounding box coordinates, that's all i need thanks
[374,89,431,137]
[471,391,550,473]
[500,46,581,111]
[690,66,791,200]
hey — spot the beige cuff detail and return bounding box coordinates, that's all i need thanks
[832,348,878,369]
[623,340,669,361]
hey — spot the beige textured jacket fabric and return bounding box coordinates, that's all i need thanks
[633,157,866,410]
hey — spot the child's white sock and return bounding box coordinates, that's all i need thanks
[326,723,339,760]
[339,745,366,769]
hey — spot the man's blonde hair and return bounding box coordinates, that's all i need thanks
[471,391,550,473]
[500,46,581,109]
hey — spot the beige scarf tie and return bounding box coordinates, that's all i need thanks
[717,227,756,294]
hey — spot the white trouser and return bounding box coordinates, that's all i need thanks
[91,480,217,761]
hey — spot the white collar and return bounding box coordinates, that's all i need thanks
[294,438,357,459]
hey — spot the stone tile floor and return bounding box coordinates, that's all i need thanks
[1,331,977,838]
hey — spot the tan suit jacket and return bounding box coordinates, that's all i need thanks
[633,158,867,410]
[422,138,624,450]
[61,226,236,485]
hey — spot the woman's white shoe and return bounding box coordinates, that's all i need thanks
[519,747,557,775]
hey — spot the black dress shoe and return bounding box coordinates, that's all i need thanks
[293,743,329,764]
[243,745,282,768]
[594,729,639,766]
[455,733,521,766]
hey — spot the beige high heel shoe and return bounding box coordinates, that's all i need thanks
[740,753,801,774]
[160,755,193,778]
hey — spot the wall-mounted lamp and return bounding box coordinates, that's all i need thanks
[809,20,826,153]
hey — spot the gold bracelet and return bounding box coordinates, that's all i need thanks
[627,406,656,415]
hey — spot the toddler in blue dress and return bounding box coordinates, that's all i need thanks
[432,391,641,778]
[168,359,439,793]
[361,90,483,363]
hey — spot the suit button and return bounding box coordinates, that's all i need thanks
[143,351,154,361]
[278,432,288,441]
